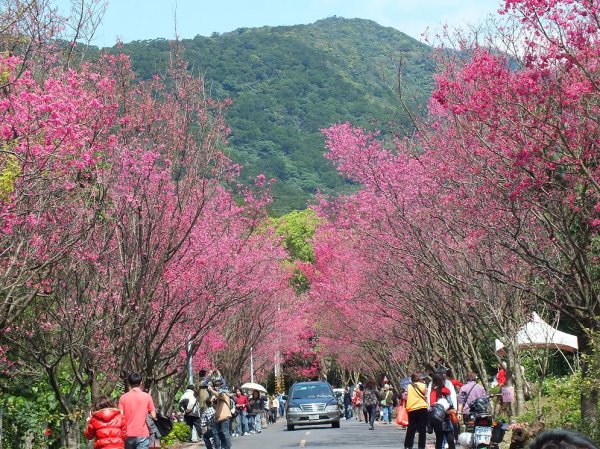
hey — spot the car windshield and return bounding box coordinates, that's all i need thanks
[291,385,333,399]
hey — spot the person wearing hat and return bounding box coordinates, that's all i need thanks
[380,384,394,424]
[207,382,233,449]
[179,384,202,442]
[209,370,228,390]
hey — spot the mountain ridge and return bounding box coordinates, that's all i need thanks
[117,17,435,212]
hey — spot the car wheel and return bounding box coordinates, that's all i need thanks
[332,420,340,428]
[287,424,295,431]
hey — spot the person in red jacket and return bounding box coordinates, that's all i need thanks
[496,363,507,386]
[429,374,456,449]
[234,388,250,436]
[85,396,127,449]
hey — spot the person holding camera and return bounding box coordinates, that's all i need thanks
[207,378,232,449]
[195,370,211,419]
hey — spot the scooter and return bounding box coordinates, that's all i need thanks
[458,396,509,449]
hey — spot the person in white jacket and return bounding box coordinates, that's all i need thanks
[179,384,202,441]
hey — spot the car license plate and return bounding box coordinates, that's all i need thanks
[309,414,319,421]
[474,426,492,445]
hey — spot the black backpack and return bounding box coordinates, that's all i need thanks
[364,390,378,407]
[429,402,446,427]
[178,397,189,413]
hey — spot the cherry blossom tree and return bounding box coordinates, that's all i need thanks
[428,0,600,419]
[0,54,117,331]
[1,43,293,446]
[311,0,600,420]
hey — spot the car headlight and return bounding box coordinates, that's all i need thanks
[325,405,339,411]
[288,407,302,412]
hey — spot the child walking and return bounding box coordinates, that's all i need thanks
[85,396,127,449]
[201,398,220,449]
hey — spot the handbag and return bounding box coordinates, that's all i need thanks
[230,399,238,418]
[396,404,408,427]
[447,409,459,426]
[215,394,233,422]
[153,411,173,437]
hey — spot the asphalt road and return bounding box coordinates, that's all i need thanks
[178,417,436,449]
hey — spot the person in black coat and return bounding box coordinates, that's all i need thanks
[343,387,353,420]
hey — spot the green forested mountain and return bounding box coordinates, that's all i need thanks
[117,17,435,212]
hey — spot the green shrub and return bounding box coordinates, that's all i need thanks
[540,374,581,429]
[516,373,592,442]
[515,409,537,424]
[0,385,65,449]
[489,386,502,395]
[160,421,191,448]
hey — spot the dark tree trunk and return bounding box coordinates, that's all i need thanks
[580,334,598,425]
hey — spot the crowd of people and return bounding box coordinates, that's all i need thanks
[341,367,596,449]
[339,365,508,446]
[83,369,285,449]
[82,368,597,449]
[343,380,397,430]
[175,369,286,448]
[400,365,518,449]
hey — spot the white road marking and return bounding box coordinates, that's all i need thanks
[299,439,306,447]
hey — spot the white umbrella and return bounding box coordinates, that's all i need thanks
[240,382,267,393]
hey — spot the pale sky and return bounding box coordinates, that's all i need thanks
[55,0,502,47]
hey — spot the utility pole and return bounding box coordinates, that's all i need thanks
[274,353,279,389]
[250,347,254,383]
[274,302,284,393]
[187,338,198,442]
[274,351,285,393]
[187,338,194,385]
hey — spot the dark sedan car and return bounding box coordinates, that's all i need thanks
[286,381,341,431]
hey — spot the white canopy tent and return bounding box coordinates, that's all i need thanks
[495,312,578,356]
